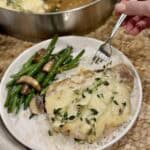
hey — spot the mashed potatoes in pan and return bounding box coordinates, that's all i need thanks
[0,0,93,13]
[45,64,133,143]
[0,0,46,13]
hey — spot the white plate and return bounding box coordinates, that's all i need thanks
[0,36,142,150]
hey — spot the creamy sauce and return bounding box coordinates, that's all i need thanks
[45,65,133,143]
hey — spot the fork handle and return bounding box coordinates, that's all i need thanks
[110,14,127,39]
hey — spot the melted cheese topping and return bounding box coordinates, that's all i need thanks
[45,67,133,143]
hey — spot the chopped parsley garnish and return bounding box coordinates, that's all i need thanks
[90,108,99,115]
[91,118,96,122]
[85,118,91,124]
[97,94,101,98]
[86,88,93,94]
[48,130,53,136]
[53,108,62,115]
[51,117,55,122]
[59,124,64,128]
[111,96,115,100]
[88,125,96,135]
[74,89,80,95]
[103,80,109,86]
[95,77,101,81]
[119,108,123,115]
[103,65,106,69]
[88,128,93,135]
[111,96,119,105]
[97,93,104,98]
[95,79,103,87]
[77,110,81,117]
[74,138,82,143]
[76,105,82,116]
[122,102,126,107]
[77,104,81,108]
[69,115,75,120]
[82,93,86,98]
[63,112,68,120]
[113,100,119,105]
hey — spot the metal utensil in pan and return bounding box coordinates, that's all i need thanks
[0,0,116,41]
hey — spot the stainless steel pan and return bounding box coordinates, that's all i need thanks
[0,0,116,41]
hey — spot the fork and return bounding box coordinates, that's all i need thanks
[92,14,127,64]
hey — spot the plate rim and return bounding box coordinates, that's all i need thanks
[0,35,143,150]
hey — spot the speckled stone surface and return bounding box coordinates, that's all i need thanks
[0,15,149,150]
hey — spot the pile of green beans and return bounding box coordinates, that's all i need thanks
[4,36,85,114]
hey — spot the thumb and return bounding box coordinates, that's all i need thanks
[115,0,150,17]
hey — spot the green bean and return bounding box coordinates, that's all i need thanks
[5,85,22,110]
[5,37,86,114]
[5,36,58,113]
[8,36,58,85]
[55,47,69,56]
[6,80,15,88]
[11,85,22,95]
[59,63,79,73]
[4,87,12,107]
[11,56,34,80]
[7,64,37,88]
[11,64,37,79]
[69,49,85,65]
[58,50,85,73]
[41,62,78,95]
[24,90,35,110]
[63,55,73,65]
[28,62,43,76]
[41,86,48,95]
[8,95,18,113]
[36,72,46,83]
[47,35,58,52]
[23,56,33,69]
[13,56,33,80]
[8,85,22,99]
[28,37,57,76]
[52,48,69,61]
[42,47,73,87]
[16,96,24,114]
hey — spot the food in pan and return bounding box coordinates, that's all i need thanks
[45,64,133,143]
[0,0,94,13]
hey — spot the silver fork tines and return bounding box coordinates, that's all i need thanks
[92,40,112,64]
[92,13,127,64]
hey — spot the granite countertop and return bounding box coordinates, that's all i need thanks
[0,15,149,150]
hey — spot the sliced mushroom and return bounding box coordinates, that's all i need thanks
[43,60,54,72]
[17,76,41,91]
[32,48,46,63]
[21,84,30,95]
[36,95,45,113]
[29,95,45,115]
[29,97,41,115]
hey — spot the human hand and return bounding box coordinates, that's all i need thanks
[115,0,150,17]
[115,0,150,35]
